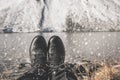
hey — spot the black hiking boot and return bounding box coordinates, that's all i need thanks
[29,35,47,67]
[17,35,49,80]
[48,35,65,67]
[48,36,66,80]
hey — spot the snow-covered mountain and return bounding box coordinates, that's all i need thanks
[0,0,120,32]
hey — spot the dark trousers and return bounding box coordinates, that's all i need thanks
[17,65,78,80]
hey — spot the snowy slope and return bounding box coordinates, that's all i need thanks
[0,0,41,32]
[0,0,120,32]
[44,0,120,31]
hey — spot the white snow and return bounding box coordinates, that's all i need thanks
[0,0,40,32]
[0,0,120,32]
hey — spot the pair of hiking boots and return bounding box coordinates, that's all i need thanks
[30,35,65,68]
[17,35,66,80]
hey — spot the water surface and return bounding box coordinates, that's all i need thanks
[0,32,120,64]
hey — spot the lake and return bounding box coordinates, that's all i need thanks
[0,32,120,65]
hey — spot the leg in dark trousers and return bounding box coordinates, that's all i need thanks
[48,36,78,80]
[17,35,48,80]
